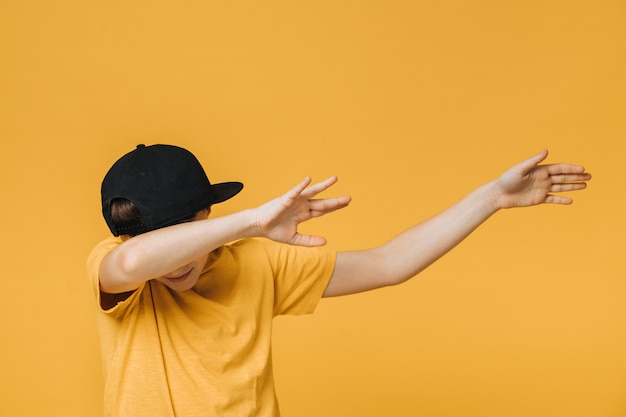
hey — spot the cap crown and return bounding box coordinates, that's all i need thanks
[101,144,242,236]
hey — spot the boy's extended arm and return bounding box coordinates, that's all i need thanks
[99,176,351,294]
[323,150,591,297]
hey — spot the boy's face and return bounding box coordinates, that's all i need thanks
[152,209,211,291]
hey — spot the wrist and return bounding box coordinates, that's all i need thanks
[480,180,504,212]
[233,208,263,239]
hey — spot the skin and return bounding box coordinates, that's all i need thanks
[149,209,212,292]
[99,150,591,301]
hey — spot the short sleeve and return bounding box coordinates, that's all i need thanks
[86,237,145,318]
[259,240,336,316]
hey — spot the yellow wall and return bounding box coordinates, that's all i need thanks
[1,1,624,416]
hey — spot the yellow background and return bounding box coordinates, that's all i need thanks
[1,1,624,416]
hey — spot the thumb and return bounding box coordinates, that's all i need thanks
[290,233,327,247]
[515,149,549,175]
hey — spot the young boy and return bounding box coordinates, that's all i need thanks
[88,144,590,417]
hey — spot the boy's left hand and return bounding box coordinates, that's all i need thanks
[497,150,591,208]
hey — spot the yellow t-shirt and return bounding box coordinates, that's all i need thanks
[87,237,336,417]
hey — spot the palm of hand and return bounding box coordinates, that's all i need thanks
[254,176,351,247]
[259,195,317,245]
[497,150,590,208]
[498,166,553,208]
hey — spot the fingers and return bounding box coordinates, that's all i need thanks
[548,172,591,183]
[308,195,352,217]
[545,194,574,205]
[291,233,328,247]
[292,176,351,215]
[543,165,590,204]
[546,161,587,174]
[284,176,337,203]
[550,182,587,193]
[304,177,351,216]
[545,165,591,195]
[285,176,313,200]
[301,176,339,199]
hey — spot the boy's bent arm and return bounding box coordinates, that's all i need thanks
[99,176,351,294]
[323,150,590,297]
[99,210,258,293]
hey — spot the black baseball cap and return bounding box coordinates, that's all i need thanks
[101,144,243,236]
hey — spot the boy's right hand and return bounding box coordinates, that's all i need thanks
[253,176,351,246]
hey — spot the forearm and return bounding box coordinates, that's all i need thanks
[378,180,501,283]
[326,181,502,296]
[99,209,257,292]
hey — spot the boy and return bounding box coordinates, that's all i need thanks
[88,144,590,417]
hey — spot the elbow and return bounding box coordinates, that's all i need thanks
[366,251,406,288]
[373,247,425,287]
[115,249,145,278]
[370,248,415,287]
[99,245,146,293]
[385,261,428,287]
[381,270,416,287]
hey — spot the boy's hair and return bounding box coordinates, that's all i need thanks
[110,198,201,236]
[111,198,142,224]
[101,144,243,236]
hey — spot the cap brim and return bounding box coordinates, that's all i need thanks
[210,182,244,204]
